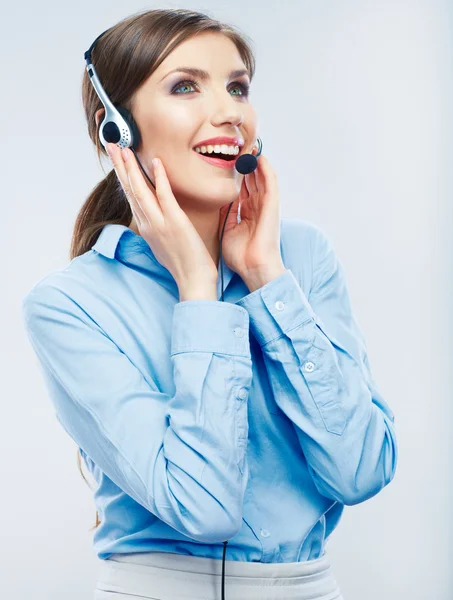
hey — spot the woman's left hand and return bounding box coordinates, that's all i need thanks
[218,153,285,281]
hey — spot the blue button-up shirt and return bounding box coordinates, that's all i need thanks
[21,218,397,563]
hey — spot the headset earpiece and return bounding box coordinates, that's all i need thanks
[116,107,142,151]
[99,106,142,152]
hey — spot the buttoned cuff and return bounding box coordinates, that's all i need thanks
[171,301,251,357]
[235,269,316,347]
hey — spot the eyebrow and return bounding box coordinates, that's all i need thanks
[158,67,250,84]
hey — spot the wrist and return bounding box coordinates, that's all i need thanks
[241,263,287,292]
[178,282,218,302]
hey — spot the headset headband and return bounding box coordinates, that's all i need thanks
[83,27,139,150]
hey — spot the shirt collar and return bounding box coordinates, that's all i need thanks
[91,223,237,297]
[92,223,132,259]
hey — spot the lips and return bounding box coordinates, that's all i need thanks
[192,136,244,149]
[192,135,247,169]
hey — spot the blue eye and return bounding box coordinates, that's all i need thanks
[171,79,250,97]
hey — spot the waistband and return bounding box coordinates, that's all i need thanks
[108,549,331,578]
[96,550,342,600]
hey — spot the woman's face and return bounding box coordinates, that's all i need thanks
[129,31,258,212]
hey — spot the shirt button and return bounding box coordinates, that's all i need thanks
[237,387,248,400]
[234,327,245,338]
[260,529,270,538]
[275,300,285,311]
[303,361,315,373]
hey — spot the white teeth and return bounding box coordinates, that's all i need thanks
[194,144,240,155]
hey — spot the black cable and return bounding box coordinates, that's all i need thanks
[222,540,228,600]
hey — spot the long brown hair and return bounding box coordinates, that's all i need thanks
[74,8,256,531]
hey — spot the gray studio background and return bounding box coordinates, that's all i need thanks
[3,0,452,598]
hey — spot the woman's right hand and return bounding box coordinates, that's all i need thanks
[106,143,219,291]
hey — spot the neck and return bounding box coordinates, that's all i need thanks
[182,208,222,269]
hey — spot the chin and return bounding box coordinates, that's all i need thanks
[171,181,238,209]
[209,182,241,203]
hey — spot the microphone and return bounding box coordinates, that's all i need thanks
[234,137,263,174]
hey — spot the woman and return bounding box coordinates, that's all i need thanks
[22,8,398,600]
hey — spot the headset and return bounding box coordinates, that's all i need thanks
[85,27,262,600]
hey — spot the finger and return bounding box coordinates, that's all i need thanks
[243,173,253,196]
[106,143,147,227]
[238,171,249,203]
[121,147,163,228]
[249,145,261,192]
[256,154,277,198]
[151,158,183,217]
[244,165,258,195]
[253,168,259,192]
[254,155,265,191]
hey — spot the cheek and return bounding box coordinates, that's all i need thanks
[144,119,199,160]
[158,160,192,194]
[244,107,258,137]
[153,99,202,132]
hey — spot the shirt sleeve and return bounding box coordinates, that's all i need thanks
[22,284,253,543]
[235,226,398,506]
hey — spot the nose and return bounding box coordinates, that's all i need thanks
[210,89,244,129]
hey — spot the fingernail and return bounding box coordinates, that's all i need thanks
[122,148,130,161]
[106,143,114,158]
[152,158,159,168]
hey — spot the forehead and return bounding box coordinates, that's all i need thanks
[153,32,246,79]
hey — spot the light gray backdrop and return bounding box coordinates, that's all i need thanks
[4,0,452,599]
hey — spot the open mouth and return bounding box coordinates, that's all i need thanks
[193,150,237,161]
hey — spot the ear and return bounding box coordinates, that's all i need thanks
[95,108,105,128]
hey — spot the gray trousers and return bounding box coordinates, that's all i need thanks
[94,549,344,599]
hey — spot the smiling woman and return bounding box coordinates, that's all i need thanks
[21,6,386,600]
